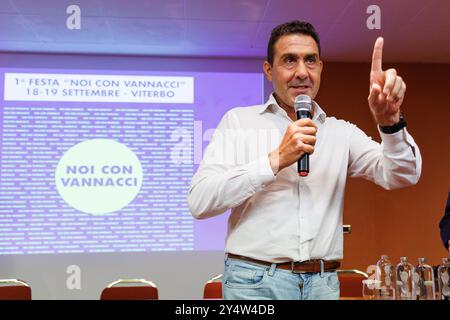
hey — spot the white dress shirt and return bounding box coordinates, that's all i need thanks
[188,94,422,263]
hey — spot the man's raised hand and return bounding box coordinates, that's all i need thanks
[368,37,406,126]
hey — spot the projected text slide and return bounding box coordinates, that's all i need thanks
[0,68,263,255]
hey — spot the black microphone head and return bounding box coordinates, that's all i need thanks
[294,94,312,112]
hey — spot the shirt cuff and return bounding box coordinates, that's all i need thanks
[246,156,276,191]
[378,127,415,154]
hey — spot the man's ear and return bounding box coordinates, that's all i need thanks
[263,61,272,82]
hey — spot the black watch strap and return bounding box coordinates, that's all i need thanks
[379,112,406,134]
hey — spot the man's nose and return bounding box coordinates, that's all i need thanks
[294,61,308,80]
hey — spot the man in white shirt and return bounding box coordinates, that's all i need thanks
[188,21,421,300]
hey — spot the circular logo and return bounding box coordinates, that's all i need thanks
[55,139,143,215]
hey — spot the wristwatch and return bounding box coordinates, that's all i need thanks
[379,112,406,134]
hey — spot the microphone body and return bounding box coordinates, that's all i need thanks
[294,95,313,177]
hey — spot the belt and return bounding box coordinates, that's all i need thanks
[227,253,341,274]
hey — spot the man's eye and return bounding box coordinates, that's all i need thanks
[306,57,316,64]
[285,57,296,64]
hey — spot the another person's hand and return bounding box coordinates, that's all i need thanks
[368,37,406,126]
[268,118,317,174]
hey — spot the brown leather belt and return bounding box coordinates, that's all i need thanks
[227,253,341,274]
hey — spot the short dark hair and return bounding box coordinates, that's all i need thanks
[267,20,321,65]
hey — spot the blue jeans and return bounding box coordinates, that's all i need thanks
[222,257,340,300]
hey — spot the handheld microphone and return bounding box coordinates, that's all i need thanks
[294,95,312,177]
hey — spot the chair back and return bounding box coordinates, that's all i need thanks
[337,269,369,297]
[0,279,32,300]
[203,274,222,299]
[100,279,158,300]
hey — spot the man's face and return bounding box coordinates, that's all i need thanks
[264,34,323,109]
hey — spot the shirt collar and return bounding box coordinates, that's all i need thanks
[258,93,327,124]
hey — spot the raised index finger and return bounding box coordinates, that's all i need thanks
[371,37,384,73]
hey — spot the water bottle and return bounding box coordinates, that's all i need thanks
[396,257,415,300]
[438,258,450,300]
[415,258,435,300]
[376,254,395,299]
